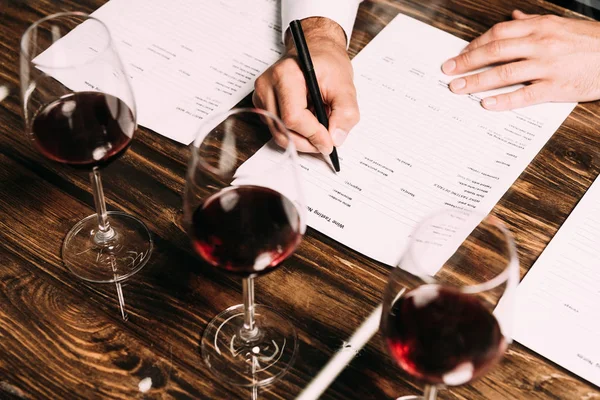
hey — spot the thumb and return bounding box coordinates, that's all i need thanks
[512,9,539,20]
[327,92,360,147]
[283,108,334,154]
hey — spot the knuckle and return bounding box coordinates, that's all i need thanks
[490,23,507,39]
[505,96,514,109]
[281,111,302,129]
[303,129,319,144]
[468,72,481,88]
[342,107,360,125]
[271,59,296,82]
[459,51,472,68]
[540,36,560,52]
[270,65,287,84]
[488,40,503,57]
[537,15,559,31]
[253,76,267,92]
[541,14,558,24]
[273,62,306,90]
[251,90,261,106]
[522,86,537,104]
[498,64,514,83]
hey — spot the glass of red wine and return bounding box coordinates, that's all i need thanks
[20,13,152,313]
[184,108,305,387]
[381,209,519,399]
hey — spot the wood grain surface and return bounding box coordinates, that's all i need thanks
[1,0,600,399]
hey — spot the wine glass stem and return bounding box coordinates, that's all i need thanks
[90,167,115,243]
[241,277,259,340]
[109,255,128,321]
[423,385,438,400]
[91,168,127,320]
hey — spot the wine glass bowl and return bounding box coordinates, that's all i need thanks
[28,91,134,169]
[184,108,305,387]
[381,209,519,399]
[189,184,302,276]
[20,12,152,287]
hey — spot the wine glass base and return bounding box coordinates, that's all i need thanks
[62,211,153,283]
[201,304,298,387]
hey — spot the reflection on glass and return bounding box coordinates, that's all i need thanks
[381,209,519,399]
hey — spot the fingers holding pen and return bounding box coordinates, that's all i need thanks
[253,59,332,154]
[279,105,334,155]
[327,86,360,147]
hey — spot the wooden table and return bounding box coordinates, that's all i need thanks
[1,0,599,399]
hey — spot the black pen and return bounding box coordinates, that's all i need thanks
[289,19,341,172]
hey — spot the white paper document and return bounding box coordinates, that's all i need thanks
[243,14,576,266]
[511,177,600,387]
[37,0,283,144]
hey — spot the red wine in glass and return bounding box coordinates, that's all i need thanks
[31,91,134,169]
[384,284,506,386]
[191,185,302,276]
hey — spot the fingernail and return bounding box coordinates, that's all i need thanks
[316,144,333,156]
[442,59,456,73]
[483,97,497,107]
[332,129,348,146]
[450,78,466,90]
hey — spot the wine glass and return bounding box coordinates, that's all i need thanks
[20,12,152,316]
[381,209,519,399]
[184,108,305,387]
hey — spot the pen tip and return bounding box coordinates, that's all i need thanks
[330,148,341,172]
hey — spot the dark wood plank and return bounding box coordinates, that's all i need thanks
[1,0,599,399]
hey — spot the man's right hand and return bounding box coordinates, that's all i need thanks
[253,17,359,154]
